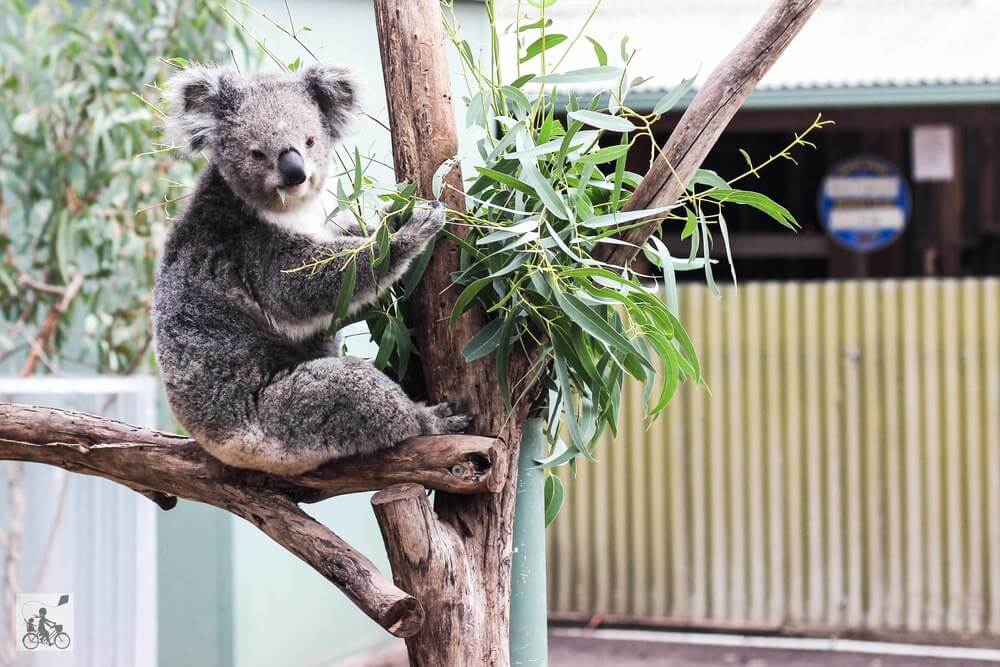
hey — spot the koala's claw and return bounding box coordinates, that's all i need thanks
[422,401,472,434]
[445,414,472,433]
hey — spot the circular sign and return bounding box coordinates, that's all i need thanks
[818,155,911,253]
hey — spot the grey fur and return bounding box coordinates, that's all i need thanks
[153,64,469,475]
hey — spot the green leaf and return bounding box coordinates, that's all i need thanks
[390,317,412,380]
[517,18,553,32]
[431,156,458,199]
[506,138,566,160]
[699,210,719,298]
[579,143,629,165]
[533,66,623,85]
[689,169,729,190]
[501,85,532,117]
[567,109,636,133]
[400,241,436,298]
[544,474,565,526]
[373,319,396,370]
[703,188,799,230]
[610,133,629,209]
[463,318,504,362]
[510,73,536,88]
[681,208,698,240]
[585,36,608,66]
[497,307,520,411]
[552,347,589,456]
[554,290,650,373]
[450,276,493,328]
[581,204,677,229]
[651,73,696,116]
[520,34,567,63]
[352,146,364,200]
[331,260,357,325]
[718,212,737,288]
[514,130,570,220]
[535,440,578,469]
[474,166,536,198]
[476,217,539,245]
[649,236,678,316]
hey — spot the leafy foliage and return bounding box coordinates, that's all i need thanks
[436,1,827,523]
[244,0,826,525]
[0,0,246,373]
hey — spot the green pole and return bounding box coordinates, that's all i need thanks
[510,418,548,665]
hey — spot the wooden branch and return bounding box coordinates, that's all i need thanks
[244,494,424,637]
[372,484,468,663]
[20,271,84,376]
[0,403,499,637]
[597,0,824,267]
[0,404,499,502]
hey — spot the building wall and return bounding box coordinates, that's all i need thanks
[548,278,1000,644]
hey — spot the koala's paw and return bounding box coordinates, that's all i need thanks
[421,401,472,435]
[401,201,447,243]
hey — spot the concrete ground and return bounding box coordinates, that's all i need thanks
[547,629,1000,667]
[336,629,1000,666]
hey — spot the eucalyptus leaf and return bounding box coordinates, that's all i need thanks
[651,73,696,116]
[533,66,623,85]
[568,109,636,133]
[543,474,565,526]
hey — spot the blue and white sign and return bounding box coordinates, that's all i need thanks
[818,155,911,253]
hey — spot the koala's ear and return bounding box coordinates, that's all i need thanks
[165,65,243,152]
[302,64,363,139]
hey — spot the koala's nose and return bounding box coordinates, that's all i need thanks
[277,149,307,186]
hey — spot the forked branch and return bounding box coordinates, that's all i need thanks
[598,0,824,266]
[0,403,498,637]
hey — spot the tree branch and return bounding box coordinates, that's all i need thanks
[597,0,824,267]
[0,403,499,637]
[372,483,469,663]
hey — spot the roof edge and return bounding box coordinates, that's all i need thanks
[621,82,1000,111]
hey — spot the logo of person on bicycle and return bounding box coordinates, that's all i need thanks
[16,593,73,652]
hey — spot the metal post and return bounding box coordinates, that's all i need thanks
[510,417,548,665]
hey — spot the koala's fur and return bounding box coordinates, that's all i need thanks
[153,64,469,475]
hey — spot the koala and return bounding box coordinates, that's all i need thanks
[152,64,469,475]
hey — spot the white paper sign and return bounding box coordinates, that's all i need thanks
[911,125,955,182]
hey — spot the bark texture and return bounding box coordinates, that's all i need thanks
[0,403,498,637]
[374,1,533,663]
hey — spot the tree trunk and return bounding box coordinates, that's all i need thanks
[373,1,534,663]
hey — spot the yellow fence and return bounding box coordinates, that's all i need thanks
[548,278,1000,643]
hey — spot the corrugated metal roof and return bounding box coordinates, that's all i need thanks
[498,0,1000,108]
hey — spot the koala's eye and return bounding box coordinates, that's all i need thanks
[250,149,267,161]
[305,136,315,148]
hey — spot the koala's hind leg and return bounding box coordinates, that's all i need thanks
[252,356,470,475]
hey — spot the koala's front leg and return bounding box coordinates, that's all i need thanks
[344,202,446,314]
